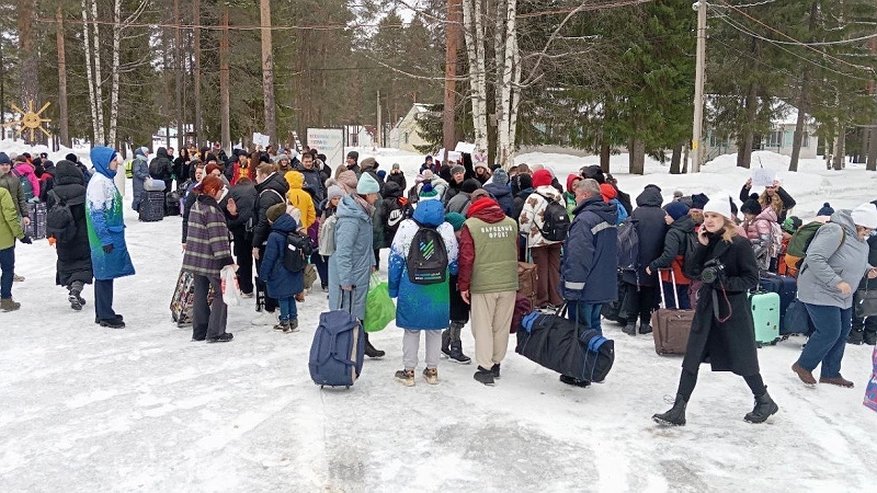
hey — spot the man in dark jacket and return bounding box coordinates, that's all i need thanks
[621,185,668,336]
[296,152,326,203]
[346,151,361,176]
[850,199,877,345]
[149,147,174,192]
[561,178,618,359]
[251,164,290,325]
[483,168,513,216]
[47,161,93,310]
[226,178,258,297]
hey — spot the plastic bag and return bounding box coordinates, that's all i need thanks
[865,346,877,413]
[364,273,395,333]
[221,265,243,307]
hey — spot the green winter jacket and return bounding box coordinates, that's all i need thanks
[0,171,27,218]
[0,187,24,249]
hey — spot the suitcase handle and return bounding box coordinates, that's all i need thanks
[337,286,356,315]
[657,268,681,309]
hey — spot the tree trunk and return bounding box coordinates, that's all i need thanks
[90,0,106,144]
[193,0,202,147]
[220,5,231,151]
[737,82,758,169]
[629,138,645,175]
[788,72,809,172]
[833,127,846,171]
[599,139,610,172]
[174,0,184,150]
[442,0,462,153]
[682,145,690,173]
[81,0,100,144]
[461,0,488,153]
[259,0,276,145]
[56,6,70,147]
[867,125,877,172]
[670,141,684,174]
[107,0,121,146]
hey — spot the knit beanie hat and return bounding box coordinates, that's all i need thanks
[600,183,617,202]
[267,203,287,223]
[532,169,553,188]
[360,157,377,170]
[346,150,359,162]
[419,182,439,201]
[461,178,481,194]
[703,196,734,220]
[817,202,835,217]
[782,216,802,234]
[65,153,79,163]
[377,170,387,181]
[357,172,381,195]
[690,193,709,211]
[445,212,466,231]
[0,152,10,165]
[205,163,223,176]
[851,203,877,229]
[337,170,359,193]
[566,173,581,193]
[492,168,509,185]
[451,165,466,176]
[741,199,762,216]
[665,201,690,221]
[327,185,344,200]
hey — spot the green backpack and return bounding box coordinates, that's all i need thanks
[786,221,824,259]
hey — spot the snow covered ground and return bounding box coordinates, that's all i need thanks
[1,141,876,492]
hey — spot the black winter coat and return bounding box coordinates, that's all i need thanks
[648,215,696,273]
[149,147,174,181]
[483,182,514,217]
[386,171,407,192]
[621,187,667,287]
[48,161,93,286]
[226,181,258,233]
[683,233,760,376]
[252,173,290,248]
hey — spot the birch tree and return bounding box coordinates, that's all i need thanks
[81,0,103,144]
[461,0,488,154]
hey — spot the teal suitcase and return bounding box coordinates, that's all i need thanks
[751,291,780,346]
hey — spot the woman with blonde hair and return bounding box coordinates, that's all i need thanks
[739,178,796,222]
[653,196,778,427]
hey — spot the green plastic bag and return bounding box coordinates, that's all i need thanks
[364,274,395,333]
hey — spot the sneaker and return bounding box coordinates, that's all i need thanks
[68,293,83,311]
[491,363,501,379]
[865,331,877,346]
[395,369,415,387]
[423,367,439,385]
[251,311,278,326]
[207,332,234,343]
[284,319,300,333]
[98,318,126,329]
[12,274,24,282]
[474,367,495,386]
[273,321,288,332]
[240,291,254,299]
[0,298,21,312]
[559,375,591,387]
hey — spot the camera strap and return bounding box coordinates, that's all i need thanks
[711,283,733,324]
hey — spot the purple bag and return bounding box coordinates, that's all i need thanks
[865,346,877,413]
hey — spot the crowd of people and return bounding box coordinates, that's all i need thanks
[2,144,877,425]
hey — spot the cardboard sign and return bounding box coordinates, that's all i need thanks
[454,142,476,154]
[751,168,776,188]
[306,128,345,168]
[252,132,270,148]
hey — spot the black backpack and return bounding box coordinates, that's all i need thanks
[536,193,570,241]
[46,190,76,243]
[406,225,448,285]
[283,232,313,273]
[616,218,640,271]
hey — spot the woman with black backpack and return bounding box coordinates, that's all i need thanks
[518,169,566,309]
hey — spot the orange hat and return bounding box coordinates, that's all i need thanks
[600,183,617,203]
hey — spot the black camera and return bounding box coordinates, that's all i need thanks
[701,259,725,284]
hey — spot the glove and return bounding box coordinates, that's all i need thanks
[341,285,353,291]
[102,244,114,254]
[19,236,33,244]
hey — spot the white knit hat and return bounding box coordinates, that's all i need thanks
[851,203,877,229]
[703,195,734,220]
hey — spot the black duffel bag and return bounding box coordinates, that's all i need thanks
[516,308,615,383]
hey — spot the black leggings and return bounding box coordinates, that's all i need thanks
[677,367,766,402]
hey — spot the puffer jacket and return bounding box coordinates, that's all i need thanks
[519,185,564,248]
[328,195,375,320]
[743,207,782,269]
[0,187,24,249]
[0,170,27,217]
[260,213,304,299]
[621,186,667,287]
[14,162,40,200]
[285,171,316,230]
[252,172,290,248]
[798,210,872,309]
[48,161,93,286]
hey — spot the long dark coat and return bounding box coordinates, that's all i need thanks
[682,233,760,376]
[621,187,667,287]
[48,161,93,287]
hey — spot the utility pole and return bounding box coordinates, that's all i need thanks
[376,90,382,148]
[690,0,707,173]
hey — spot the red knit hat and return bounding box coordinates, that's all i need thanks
[532,169,553,188]
[600,183,617,203]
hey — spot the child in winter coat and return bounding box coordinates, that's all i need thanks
[260,203,305,332]
[286,171,316,230]
[741,196,782,272]
[442,212,472,364]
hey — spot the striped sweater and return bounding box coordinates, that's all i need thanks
[182,195,234,277]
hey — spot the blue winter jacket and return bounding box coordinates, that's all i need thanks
[483,182,514,216]
[260,213,305,299]
[86,146,135,281]
[561,196,618,303]
[328,195,375,320]
[388,200,459,330]
[611,198,628,225]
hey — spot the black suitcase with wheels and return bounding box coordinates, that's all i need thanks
[165,191,181,216]
[139,190,165,222]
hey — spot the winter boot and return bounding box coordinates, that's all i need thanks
[0,298,21,312]
[848,326,865,345]
[744,388,779,424]
[441,329,452,358]
[273,320,289,332]
[99,318,126,329]
[423,367,439,385]
[207,332,234,343]
[622,322,637,336]
[791,362,817,385]
[474,366,495,386]
[865,330,877,346]
[364,333,385,359]
[652,395,687,427]
[448,341,471,364]
[395,369,415,387]
[491,363,501,379]
[559,375,591,388]
[285,318,300,333]
[638,322,653,335]
[68,282,85,311]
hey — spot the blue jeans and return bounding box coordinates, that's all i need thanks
[797,302,853,378]
[0,246,13,299]
[278,296,298,322]
[568,301,602,334]
[94,279,117,321]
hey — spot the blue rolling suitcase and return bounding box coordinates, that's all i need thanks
[759,273,796,334]
[309,290,365,388]
[751,291,781,346]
